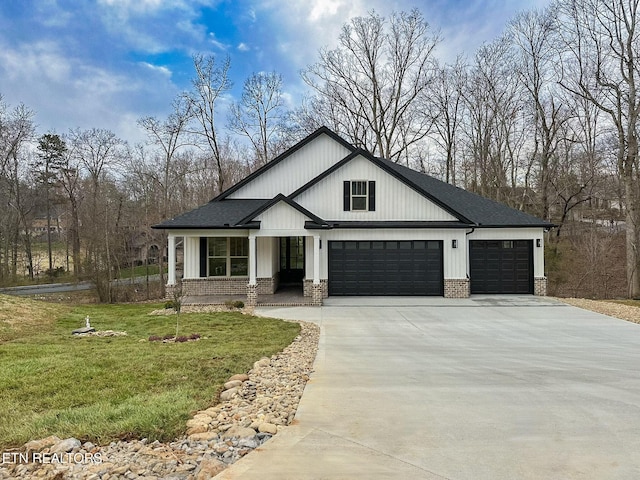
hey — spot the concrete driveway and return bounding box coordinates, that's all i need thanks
[216,296,640,479]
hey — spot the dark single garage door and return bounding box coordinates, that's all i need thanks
[470,240,533,294]
[328,240,443,296]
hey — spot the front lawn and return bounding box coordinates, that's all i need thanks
[0,296,300,448]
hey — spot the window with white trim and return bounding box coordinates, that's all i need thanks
[351,180,368,210]
[344,180,376,212]
[208,237,248,277]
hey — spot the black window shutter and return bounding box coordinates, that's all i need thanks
[343,181,351,211]
[199,237,207,277]
[368,181,376,211]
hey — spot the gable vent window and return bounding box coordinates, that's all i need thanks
[343,180,376,212]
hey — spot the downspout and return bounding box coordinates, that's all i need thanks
[465,226,477,281]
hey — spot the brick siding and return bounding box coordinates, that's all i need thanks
[444,278,470,298]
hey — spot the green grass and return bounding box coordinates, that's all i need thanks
[115,264,166,279]
[0,297,300,448]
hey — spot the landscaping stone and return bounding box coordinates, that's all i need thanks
[0,320,319,480]
[219,387,238,401]
[72,326,95,335]
[50,437,81,454]
[224,379,243,390]
[258,422,278,435]
[24,435,62,452]
[221,426,256,439]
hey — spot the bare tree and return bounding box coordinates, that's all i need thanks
[461,37,526,204]
[67,128,127,301]
[229,71,288,167]
[511,6,568,220]
[302,9,440,162]
[428,59,466,185]
[0,100,35,282]
[558,0,640,297]
[138,96,193,295]
[183,54,232,194]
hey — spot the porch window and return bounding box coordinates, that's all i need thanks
[208,237,248,277]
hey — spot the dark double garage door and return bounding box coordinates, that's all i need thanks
[328,239,534,296]
[328,240,443,296]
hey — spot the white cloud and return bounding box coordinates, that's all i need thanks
[140,62,172,78]
[209,32,230,51]
[308,0,343,22]
[0,38,178,144]
[35,0,73,27]
[237,43,250,52]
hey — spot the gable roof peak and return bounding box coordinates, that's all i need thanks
[213,126,356,202]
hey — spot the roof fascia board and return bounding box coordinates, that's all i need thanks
[237,193,328,226]
[290,148,472,224]
[213,126,356,201]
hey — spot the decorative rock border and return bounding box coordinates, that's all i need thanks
[0,320,319,480]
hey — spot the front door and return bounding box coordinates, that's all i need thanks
[280,237,305,284]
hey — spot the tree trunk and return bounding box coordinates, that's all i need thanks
[624,174,640,297]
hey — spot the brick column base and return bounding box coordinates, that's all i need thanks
[247,284,257,306]
[311,283,323,306]
[444,278,470,298]
[534,277,547,296]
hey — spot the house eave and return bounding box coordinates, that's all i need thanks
[151,223,261,230]
[304,221,473,230]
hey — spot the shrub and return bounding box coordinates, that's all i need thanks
[175,336,189,343]
[225,300,245,309]
[189,333,201,340]
[163,334,174,340]
[148,335,162,342]
[164,300,176,310]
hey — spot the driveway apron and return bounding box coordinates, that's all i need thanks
[215,296,640,479]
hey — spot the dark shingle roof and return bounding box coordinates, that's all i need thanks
[153,127,553,230]
[377,158,554,228]
[153,199,268,229]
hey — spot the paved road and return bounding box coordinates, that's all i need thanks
[0,281,94,296]
[216,296,640,480]
[0,275,161,296]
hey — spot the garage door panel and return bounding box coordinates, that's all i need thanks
[470,240,533,294]
[329,240,443,296]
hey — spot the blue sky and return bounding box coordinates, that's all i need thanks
[0,0,551,145]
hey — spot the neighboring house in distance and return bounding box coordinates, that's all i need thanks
[153,127,554,305]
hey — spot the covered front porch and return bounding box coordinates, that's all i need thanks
[166,232,327,306]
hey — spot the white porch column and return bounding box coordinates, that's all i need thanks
[167,234,176,285]
[313,235,320,284]
[249,234,257,285]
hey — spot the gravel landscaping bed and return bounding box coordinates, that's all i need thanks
[0,319,320,480]
[558,298,640,324]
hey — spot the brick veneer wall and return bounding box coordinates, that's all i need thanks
[534,277,547,296]
[444,278,470,298]
[303,279,328,298]
[181,276,278,296]
[181,278,247,296]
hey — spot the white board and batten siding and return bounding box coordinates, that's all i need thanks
[468,227,546,278]
[226,133,352,199]
[253,201,311,236]
[294,155,458,222]
[256,237,278,278]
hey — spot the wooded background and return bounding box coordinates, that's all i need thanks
[1,1,638,300]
